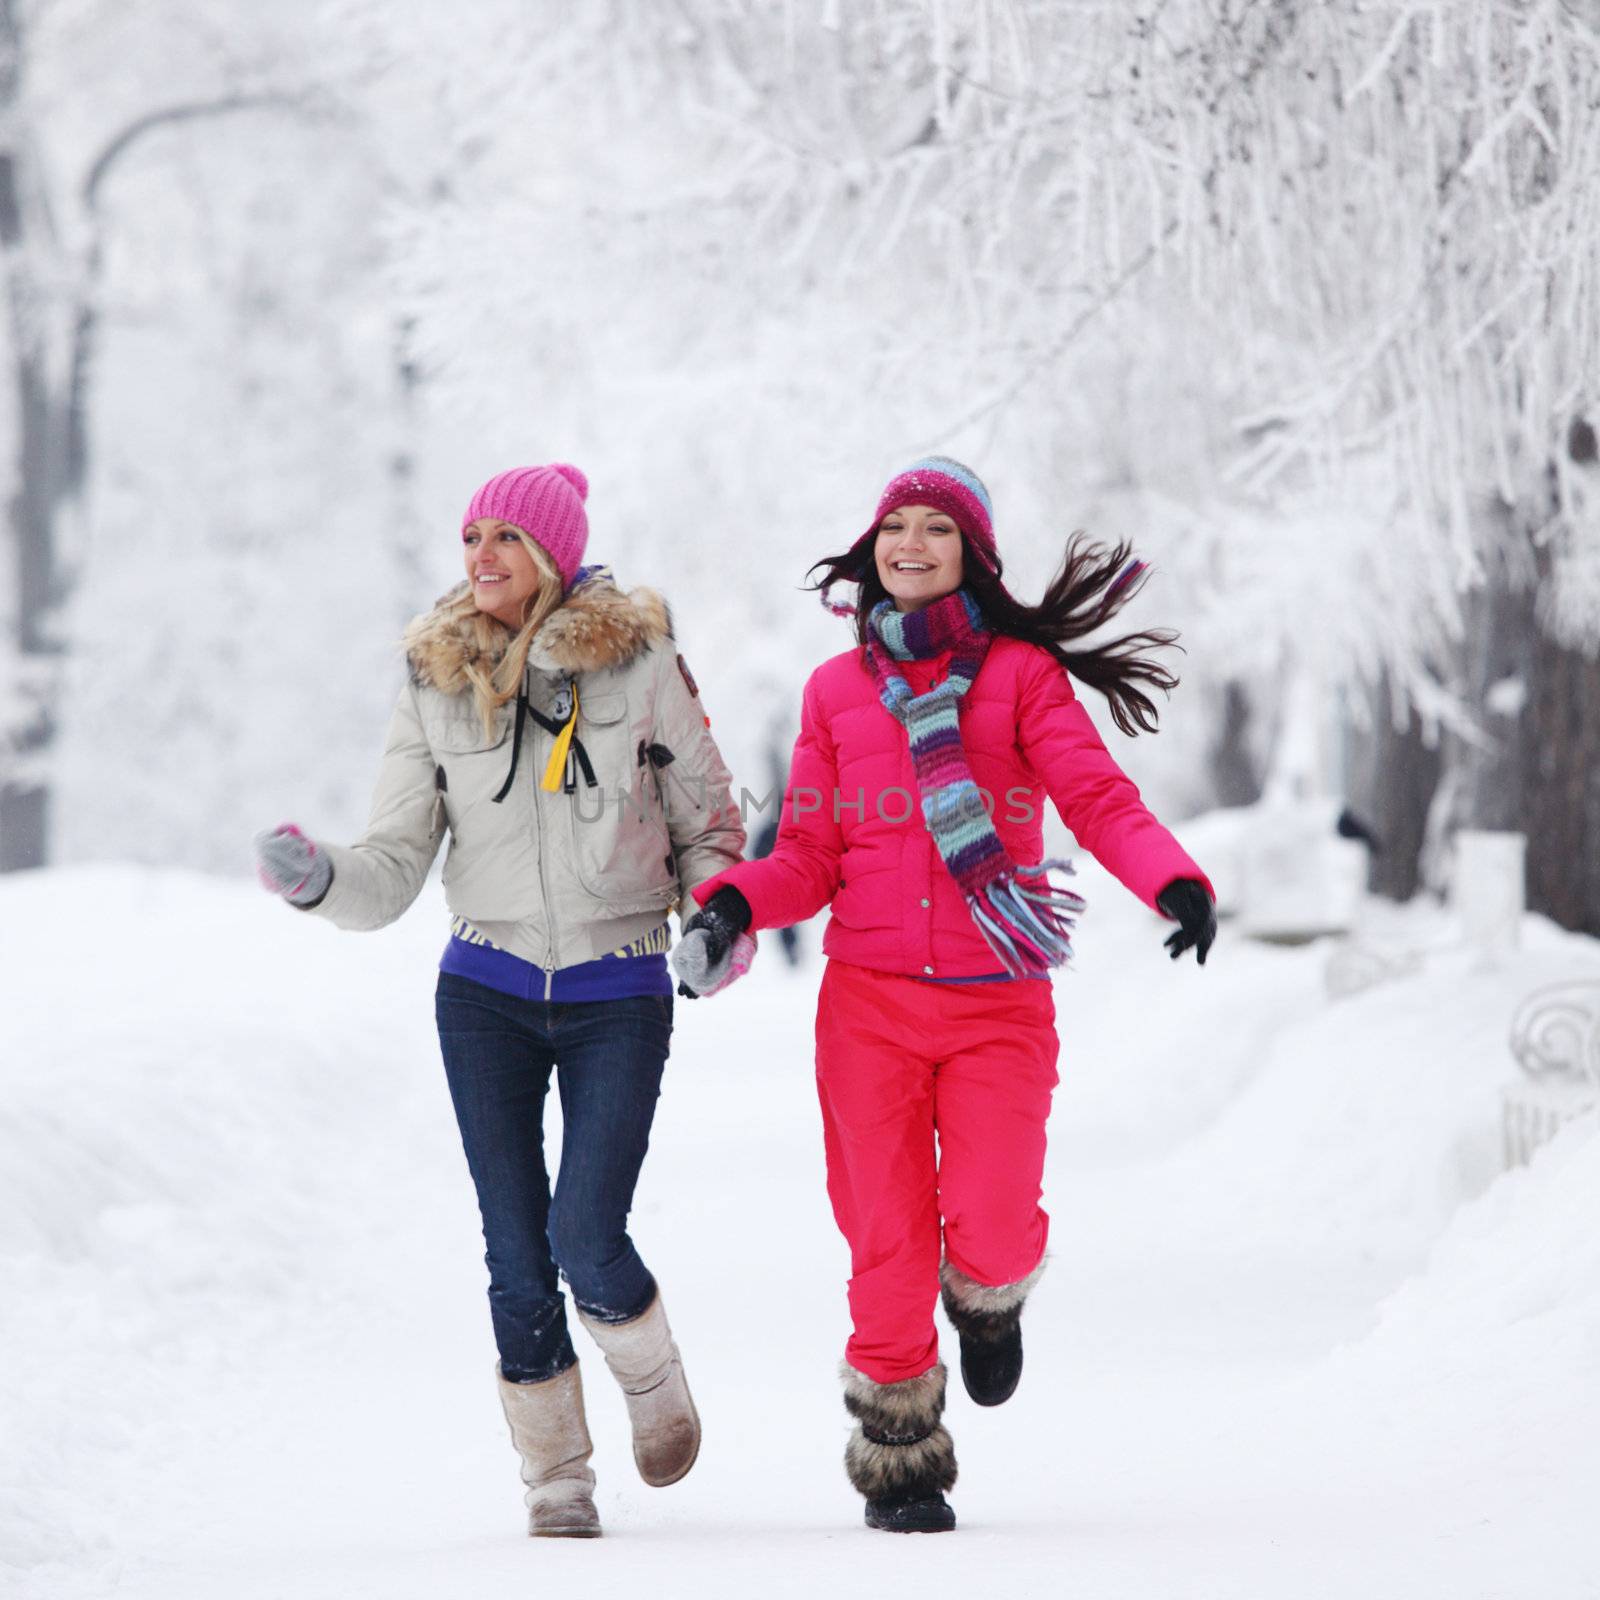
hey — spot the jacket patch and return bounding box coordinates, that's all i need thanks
[677,653,699,698]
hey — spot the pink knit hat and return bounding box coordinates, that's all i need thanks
[821,456,1015,617]
[863,456,999,572]
[463,463,589,589]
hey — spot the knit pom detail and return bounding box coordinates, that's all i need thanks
[550,463,589,501]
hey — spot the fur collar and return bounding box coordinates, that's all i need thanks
[405,567,672,694]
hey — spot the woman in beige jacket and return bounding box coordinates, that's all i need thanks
[255,464,745,1538]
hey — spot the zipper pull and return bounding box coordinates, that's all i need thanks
[544,957,555,1002]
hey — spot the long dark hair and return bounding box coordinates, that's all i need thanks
[807,529,1181,737]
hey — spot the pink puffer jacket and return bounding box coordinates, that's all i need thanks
[692,637,1214,979]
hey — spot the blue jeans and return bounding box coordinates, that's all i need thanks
[434,973,673,1383]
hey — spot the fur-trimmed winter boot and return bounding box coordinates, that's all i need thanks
[496,1361,602,1538]
[940,1258,1045,1407]
[841,1361,958,1533]
[576,1290,701,1487]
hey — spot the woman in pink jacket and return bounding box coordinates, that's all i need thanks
[671,458,1216,1534]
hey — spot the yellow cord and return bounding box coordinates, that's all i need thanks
[540,684,580,792]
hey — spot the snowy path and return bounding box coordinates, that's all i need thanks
[4,865,1597,1599]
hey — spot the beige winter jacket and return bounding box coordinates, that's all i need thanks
[308,571,745,977]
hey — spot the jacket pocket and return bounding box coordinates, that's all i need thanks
[424,702,512,755]
[565,689,676,909]
[428,716,510,815]
[574,690,632,802]
[423,707,519,904]
[581,690,627,728]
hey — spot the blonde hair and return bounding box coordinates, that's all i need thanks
[425,532,566,738]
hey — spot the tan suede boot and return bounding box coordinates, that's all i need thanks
[576,1291,701,1487]
[496,1361,602,1538]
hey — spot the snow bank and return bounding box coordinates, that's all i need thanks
[0,866,462,1594]
[1132,902,1599,1269]
[5,863,1597,1597]
[1323,1118,1600,1485]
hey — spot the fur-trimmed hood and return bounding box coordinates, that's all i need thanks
[404,566,672,694]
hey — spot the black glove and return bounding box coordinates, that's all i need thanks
[1335,806,1384,854]
[1156,878,1216,965]
[673,885,753,999]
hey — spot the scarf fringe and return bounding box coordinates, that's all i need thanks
[968,860,1086,977]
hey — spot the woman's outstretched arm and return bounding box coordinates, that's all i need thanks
[1016,647,1213,910]
[299,681,447,930]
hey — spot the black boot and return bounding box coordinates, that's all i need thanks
[940,1259,1044,1408]
[841,1362,957,1533]
[864,1492,957,1533]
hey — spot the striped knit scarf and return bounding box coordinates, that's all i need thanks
[865,589,1085,977]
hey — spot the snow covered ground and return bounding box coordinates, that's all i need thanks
[4,858,1598,1599]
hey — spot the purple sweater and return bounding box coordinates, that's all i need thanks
[439,917,672,1003]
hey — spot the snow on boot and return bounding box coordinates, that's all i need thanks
[841,1361,957,1533]
[496,1361,602,1538]
[576,1290,701,1487]
[940,1258,1045,1408]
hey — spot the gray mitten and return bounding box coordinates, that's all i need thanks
[253,823,332,907]
[670,886,755,997]
[671,927,757,997]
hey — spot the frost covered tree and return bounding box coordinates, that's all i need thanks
[0,0,80,871]
[623,0,1600,929]
[321,0,1598,924]
[0,0,340,869]
[0,0,425,873]
[318,0,991,803]
[14,0,1594,921]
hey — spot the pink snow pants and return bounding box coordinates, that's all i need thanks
[814,959,1060,1385]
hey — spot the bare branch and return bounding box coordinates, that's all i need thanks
[81,90,318,212]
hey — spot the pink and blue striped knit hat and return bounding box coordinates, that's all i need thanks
[463,463,589,590]
[863,456,1000,573]
[825,456,1003,615]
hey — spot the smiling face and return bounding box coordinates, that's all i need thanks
[874,503,965,612]
[462,518,542,626]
